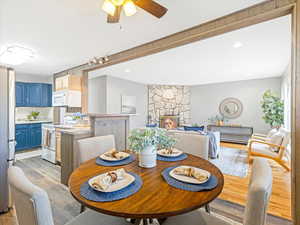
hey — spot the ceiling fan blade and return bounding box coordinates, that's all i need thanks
[135,0,168,18]
[107,6,122,23]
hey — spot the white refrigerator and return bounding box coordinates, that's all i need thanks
[0,66,15,213]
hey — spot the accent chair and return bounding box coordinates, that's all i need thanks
[248,127,290,171]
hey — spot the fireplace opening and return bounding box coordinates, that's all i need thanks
[159,115,179,129]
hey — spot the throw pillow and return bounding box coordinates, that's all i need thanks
[266,128,278,139]
[269,131,284,152]
[184,126,205,132]
[146,124,158,128]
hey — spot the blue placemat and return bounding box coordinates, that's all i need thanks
[96,155,136,166]
[80,172,142,202]
[157,154,188,162]
[162,166,218,192]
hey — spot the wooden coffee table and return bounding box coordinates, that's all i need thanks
[68,153,224,224]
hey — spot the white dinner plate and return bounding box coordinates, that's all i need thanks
[157,148,183,158]
[100,152,130,161]
[169,166,211,184]
[88,172,135,192]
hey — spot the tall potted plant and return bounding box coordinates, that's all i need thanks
[128,128,176,168]
[261,90,284,128]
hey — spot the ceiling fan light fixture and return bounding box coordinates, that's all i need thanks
[102,0,116,16]
[111,0,125,6]
[123,0,137,17]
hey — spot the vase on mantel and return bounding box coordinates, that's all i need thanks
[138,145,157,168]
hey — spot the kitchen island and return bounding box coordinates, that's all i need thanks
[60,114,131,185]
[59,127,92,185]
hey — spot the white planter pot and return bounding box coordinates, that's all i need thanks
[138,145,157,168]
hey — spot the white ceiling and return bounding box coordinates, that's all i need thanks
[89,15,291,85]
[1,0,266,76]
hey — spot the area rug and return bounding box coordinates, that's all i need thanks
[210,147,249,178]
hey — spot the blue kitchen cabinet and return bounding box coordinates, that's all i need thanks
[15,123,42,151]
[15,82,26,106]
[29,124,42,148]
[41,84,52,107]
[16,82,52,107]
[27,83,42,106]
[15,125,30,151]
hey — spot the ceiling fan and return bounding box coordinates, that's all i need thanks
[102,0,168,23]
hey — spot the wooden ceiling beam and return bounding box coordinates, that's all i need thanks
[54,0,295,75]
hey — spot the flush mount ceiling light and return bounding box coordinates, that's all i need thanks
[102,0,168,23]
[0,45,35,65]
[125,68,131,73]
[233,42,243,48]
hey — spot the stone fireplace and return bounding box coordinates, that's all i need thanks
[148,85,191,126]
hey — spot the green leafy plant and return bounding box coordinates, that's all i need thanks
[72,112,82,120]
[261,90,284,128]
[192,123,202,127]
[208,114,227,123]
[157,133,177,150]
[128,128,177,152]
[30,111,40,120]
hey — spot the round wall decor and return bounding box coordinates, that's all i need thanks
[219,97,243,119]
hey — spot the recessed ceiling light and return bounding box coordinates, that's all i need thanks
[0,45,35,65]
[125,69,131,73]
[233,42,243,48]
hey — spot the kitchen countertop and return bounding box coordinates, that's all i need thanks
[56,127,91,135]
[88,113,138,118]
[16,120,53,125]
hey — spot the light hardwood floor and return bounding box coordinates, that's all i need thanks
[219,142,291,220]
[0,143,292,225]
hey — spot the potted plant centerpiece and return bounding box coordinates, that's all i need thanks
[128,128,177,168]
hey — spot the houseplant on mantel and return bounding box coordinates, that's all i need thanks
[128,128,177,168]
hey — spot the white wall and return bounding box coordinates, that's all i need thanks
[190,77,282,133]
[88,75,148,129]
[281,64,292,130]
[88,76,107,114]
[16,73,52,83]
[106,76,148,129]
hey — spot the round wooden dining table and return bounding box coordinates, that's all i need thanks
[68,153,224,224]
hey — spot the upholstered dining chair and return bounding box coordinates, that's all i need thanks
[162,158,273,225]
[77,135,116,165]
[248,128,290,171]
[167,130,209,160]
[8,166,127,225]
[77,134,115,212]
